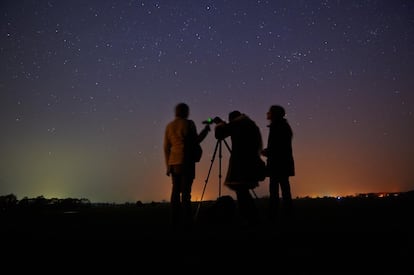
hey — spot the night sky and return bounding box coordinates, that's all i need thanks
[1,0,413,203]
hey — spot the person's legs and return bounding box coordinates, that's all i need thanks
[269,176,280,221]
[279,176,292,214]
[171,174,182,227]
[181,176,194,226]
[170,165,184,227]
[235,187,258,225]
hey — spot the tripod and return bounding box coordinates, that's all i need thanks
[194,138,231,220]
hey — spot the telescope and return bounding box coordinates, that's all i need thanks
[202,116,224,125]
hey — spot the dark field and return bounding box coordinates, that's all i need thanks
[2,193,413,273]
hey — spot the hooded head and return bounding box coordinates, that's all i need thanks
[268,105,285,119]
[228,110,241,122]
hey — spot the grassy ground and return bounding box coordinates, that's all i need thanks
[1,194,413,273]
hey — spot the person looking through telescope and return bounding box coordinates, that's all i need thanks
[214,110,264,226]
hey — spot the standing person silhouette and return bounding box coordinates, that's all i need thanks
[261,105,295,222]
[214,110,264,226]
[164,102,210,228]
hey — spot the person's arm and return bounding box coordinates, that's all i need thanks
[197,124,210,143]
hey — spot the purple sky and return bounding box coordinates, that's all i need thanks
[1,0,413,203]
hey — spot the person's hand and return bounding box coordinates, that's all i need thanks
[261,148,268,157]
[166,166,171,176]
[203,124,211,132]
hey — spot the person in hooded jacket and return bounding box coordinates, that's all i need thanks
[214,110,264,226]
[261,105,295,222]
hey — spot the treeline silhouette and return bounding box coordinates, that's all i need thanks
[0,193,169,212]
[0,190,412,226]
[1,190,413,211]
[0,194,92,211]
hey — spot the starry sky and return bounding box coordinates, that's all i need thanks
[1,0,413,203]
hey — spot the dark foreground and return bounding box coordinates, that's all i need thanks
[2,194,413,273]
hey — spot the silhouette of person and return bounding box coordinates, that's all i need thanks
[261,105,295,222]
[164,102,210,228]
[214,110,263,226]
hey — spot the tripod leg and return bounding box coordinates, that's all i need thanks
[223,138,232,153]
[250,188,259,199]
[194,140,220,221]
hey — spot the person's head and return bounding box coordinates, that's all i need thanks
[175,102,189,118]
[267,105,285,120]
[228,110,241,122]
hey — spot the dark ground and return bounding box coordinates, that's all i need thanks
[2,193,413,273]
